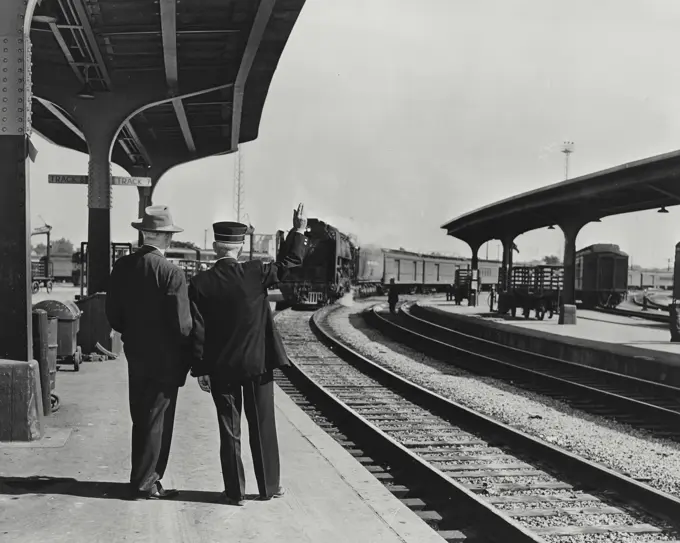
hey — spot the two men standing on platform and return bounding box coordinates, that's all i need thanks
[106,202,308,505]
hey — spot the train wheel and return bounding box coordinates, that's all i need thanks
[50,393,60,413]
[46,281,53,294]
[31,281,40,294]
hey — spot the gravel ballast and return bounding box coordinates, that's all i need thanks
[319,301,680,500]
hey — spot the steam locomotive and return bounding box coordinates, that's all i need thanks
[275,218,502,306]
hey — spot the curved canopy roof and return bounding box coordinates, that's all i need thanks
[441,150,680,244]
[29,0,306,180]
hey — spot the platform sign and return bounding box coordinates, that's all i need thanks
[48,174,151,187]
[48,174,88,184]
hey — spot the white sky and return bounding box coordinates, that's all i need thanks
[29,0,680,268]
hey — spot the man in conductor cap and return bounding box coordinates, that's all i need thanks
[106,205,192,500]
[188,204,308,506]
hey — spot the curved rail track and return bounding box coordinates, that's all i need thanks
[275,307,680,543]
[367,303,680,441]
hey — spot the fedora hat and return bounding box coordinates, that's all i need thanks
[132,205,184,233]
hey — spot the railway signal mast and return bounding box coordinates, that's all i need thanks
[562,141,575,180]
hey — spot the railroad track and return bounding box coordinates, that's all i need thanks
[275,307,680,543]
[592,306,669,324]
[367,303,680,442]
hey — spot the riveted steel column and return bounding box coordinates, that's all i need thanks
[0,0,35,362]
[86,132,113,295]
[558,221,584,325]
[136,185,153,248]
[500,236,516,292]
[468,240,482,307]
[0,0,44,442]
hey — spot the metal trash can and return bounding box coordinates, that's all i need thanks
[33,299,83,372]
[47,317,58,390]
[75,293,123,356]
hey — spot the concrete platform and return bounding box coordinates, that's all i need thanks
[0,357,443,543]
[414,296,680,388]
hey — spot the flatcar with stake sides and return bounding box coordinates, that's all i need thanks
[498,243,629,319]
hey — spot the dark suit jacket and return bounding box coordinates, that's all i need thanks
[189,230,307,382]
[105,245,193,386]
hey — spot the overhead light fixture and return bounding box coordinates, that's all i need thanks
[32,14,58,23]
[32,0,59,24]
[77,67,95,100]
[77,81,95,100]
[658,206,669,214]
[548,225,555,230]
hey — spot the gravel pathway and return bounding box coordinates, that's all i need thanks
[320,301,680,501]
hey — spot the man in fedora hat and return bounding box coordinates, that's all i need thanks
[106,204,192,500]
[188,203,308,506]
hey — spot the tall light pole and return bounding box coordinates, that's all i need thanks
[233,149,245,222]
[561,141,574,180]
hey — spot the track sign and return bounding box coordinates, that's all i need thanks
[48,174,151,187]
[112,176,152,187]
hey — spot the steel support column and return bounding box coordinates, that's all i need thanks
[500,236,516,292]
[0,0,44,442]
[136,185,154,247]
[0,1,36,362]
[86,131,114,295]
[558,220,584,325]
[468,240,482,307]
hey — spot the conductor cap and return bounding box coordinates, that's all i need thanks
[213,221,248,243]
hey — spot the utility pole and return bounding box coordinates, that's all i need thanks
[561,141,574,180]
[233,149,245,222]
[204,229,207,250]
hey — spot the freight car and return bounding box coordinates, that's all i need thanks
[276,219,356,306]
[575,244,628,308]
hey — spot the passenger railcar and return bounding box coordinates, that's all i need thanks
[575,244,628,308]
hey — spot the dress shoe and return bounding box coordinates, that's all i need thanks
[133,481,179,500]
[259,486,286,501]
[216,492,245,506]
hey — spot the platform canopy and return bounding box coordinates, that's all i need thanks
[29,0,306,178]
[441,150,680,244]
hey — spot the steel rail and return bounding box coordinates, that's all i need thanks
[388,303,680,434]
[352,305,680,525]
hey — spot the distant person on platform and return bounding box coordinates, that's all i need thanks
[188,204,308,506]
[106,205,192,500]
[388,278,399,314]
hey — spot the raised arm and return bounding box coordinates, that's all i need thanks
[261,203,308,288]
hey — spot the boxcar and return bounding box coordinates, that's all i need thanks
[384,249,424,290]
[575,244,628,308]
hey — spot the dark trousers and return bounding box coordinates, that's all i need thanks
[389,300,397,314]
[128,376,179,492]
[210,370,280,500]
